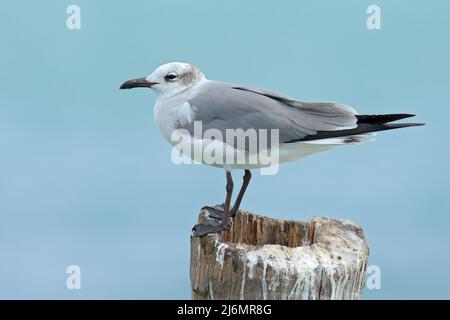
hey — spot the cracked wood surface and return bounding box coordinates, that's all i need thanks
[190,209,369,300]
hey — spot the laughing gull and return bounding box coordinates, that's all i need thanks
[120,62,424,237]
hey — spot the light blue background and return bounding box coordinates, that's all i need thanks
[1,0,449,299]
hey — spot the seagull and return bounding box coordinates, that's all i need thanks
[120,62,424,237]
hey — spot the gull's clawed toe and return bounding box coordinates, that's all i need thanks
[192,220,229,237]
[201,203,225,220]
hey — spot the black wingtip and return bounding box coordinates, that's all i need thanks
[356,113,417,124]
[291,121,425,142]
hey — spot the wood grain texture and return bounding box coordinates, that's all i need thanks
[190,209,369,300]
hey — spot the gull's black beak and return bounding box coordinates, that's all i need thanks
[119,77,158,90]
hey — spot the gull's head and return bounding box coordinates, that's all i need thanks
[119,62,205,98]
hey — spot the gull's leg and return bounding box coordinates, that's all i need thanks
[200,169,252,220]
[221,170,234,227]
[229,170,252,217]
[192,171,234,237]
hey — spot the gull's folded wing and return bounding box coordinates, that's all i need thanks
[185,81,423,146]
[185,81,358,144]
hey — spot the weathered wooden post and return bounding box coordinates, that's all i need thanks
[190,209,369,300]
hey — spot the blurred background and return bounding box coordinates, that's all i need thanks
[0,0,449,299]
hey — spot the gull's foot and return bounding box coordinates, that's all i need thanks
[192,219,229,237]
[201,203,240,219]
[201,203,225,220]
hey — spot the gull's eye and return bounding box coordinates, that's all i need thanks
[165,72,178,82]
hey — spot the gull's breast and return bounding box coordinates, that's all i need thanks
[154,99,195,144]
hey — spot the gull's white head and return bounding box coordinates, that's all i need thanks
[120,62,205,98]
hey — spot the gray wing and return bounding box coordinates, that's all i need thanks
[183,80,358,144]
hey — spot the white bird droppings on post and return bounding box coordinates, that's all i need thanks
[214,236,228,268]
[240,263,246,300]
[209,280,214,300]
